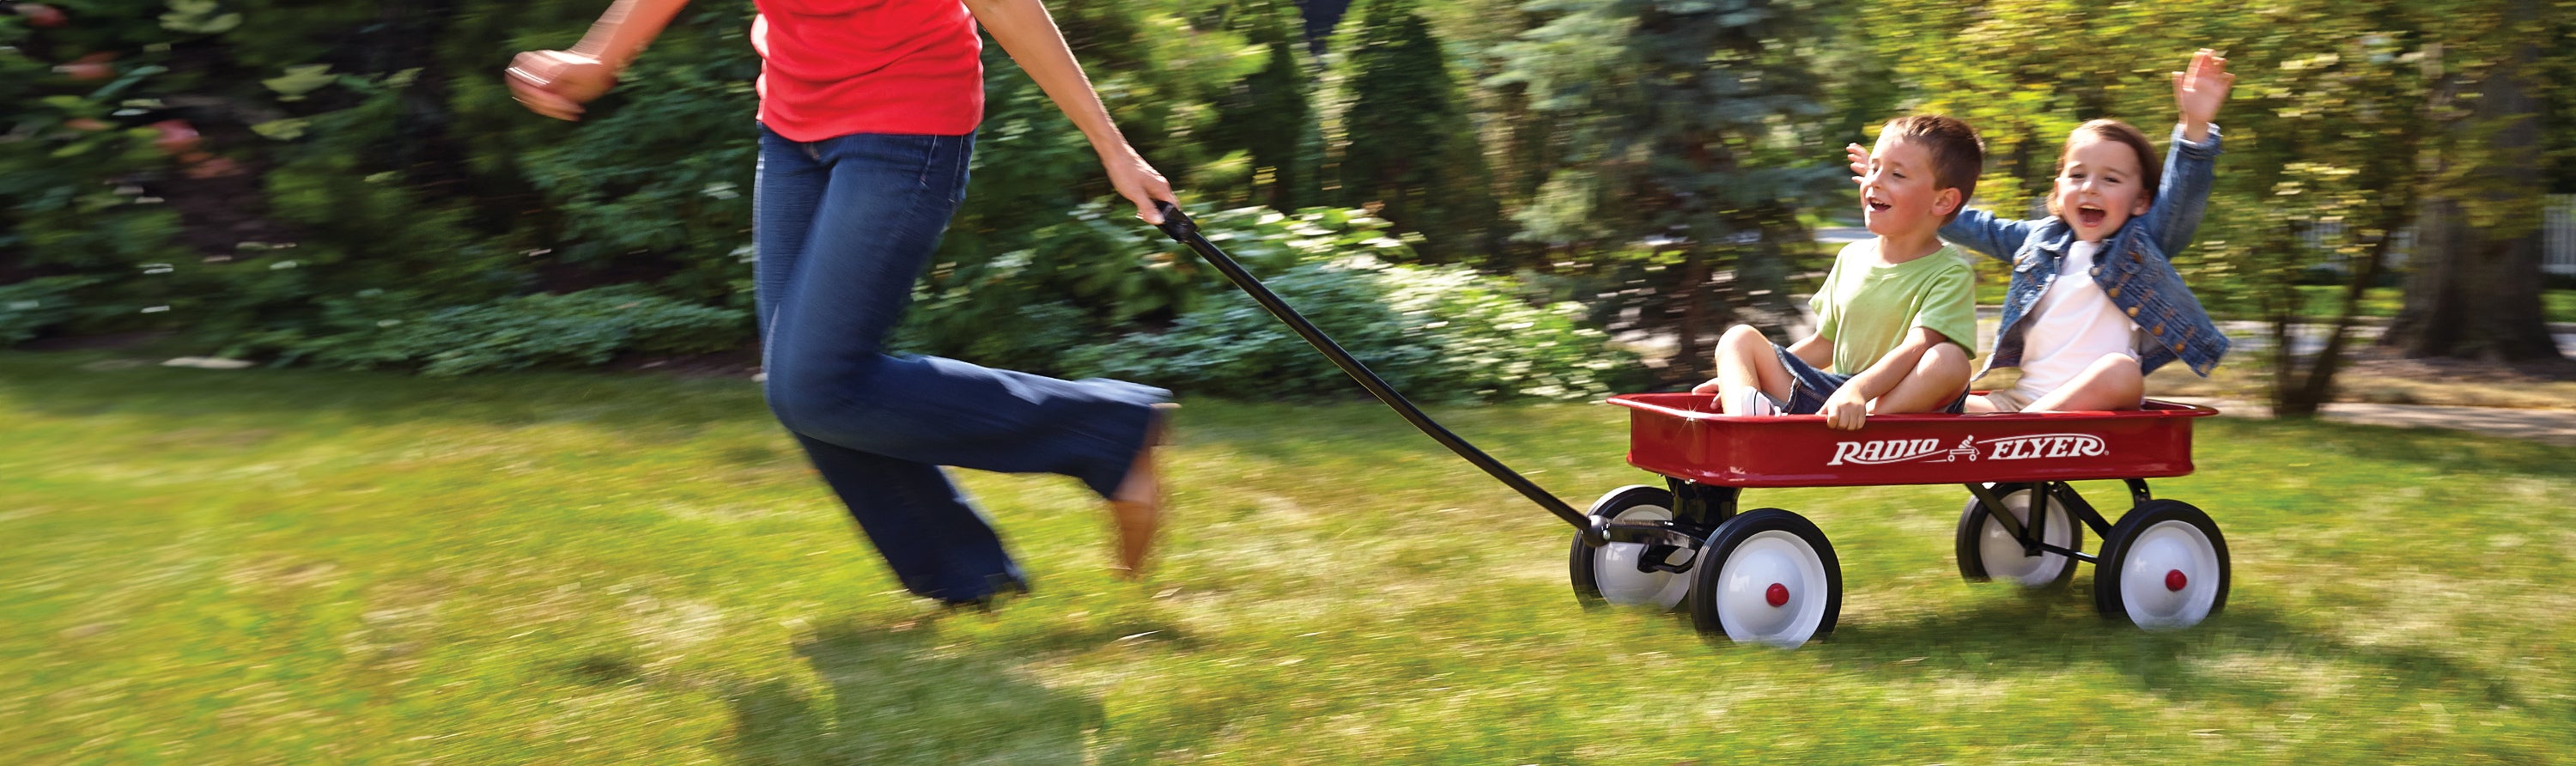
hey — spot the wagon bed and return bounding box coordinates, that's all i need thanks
[1610,394,2216,488]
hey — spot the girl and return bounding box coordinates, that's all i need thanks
[507,0,1181,605]
[1849,49,2237,412]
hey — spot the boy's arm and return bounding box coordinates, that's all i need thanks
[1786,333,1832,370]
[1818,327,1958,430]
[1817,262,1978,429]
[2146,49,2233,258]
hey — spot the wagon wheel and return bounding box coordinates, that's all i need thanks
[1568,485,1695,611]
[2094,500,2229,629]
[1955,483,2081,589]
[1687,508,1841,647]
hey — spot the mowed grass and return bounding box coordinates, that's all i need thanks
[3,351,2572,764]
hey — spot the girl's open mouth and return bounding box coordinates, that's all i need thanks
[1867,199,1892,214]
[2076,205,2106,229]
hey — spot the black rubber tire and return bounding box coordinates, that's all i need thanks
[2094,499,2230,629]
[1954,483,2081,590]
[1567,484,1681,610]
[1687,508,1842,647]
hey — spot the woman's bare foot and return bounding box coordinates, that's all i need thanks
[1108,404,1176,577]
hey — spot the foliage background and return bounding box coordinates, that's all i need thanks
[3,0,2572,402]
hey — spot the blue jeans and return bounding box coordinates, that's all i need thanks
[754,125,1168,603]
[1771,343,1968,415]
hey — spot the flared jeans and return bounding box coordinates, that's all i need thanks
[753,125,1167,603]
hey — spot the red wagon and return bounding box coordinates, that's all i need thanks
[1571,396,2230,647]
[1151,203,2230,650]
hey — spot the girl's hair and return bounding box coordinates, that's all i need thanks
[2047,119,2161,218]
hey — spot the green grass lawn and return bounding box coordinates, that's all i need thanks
[4,351,2571,763]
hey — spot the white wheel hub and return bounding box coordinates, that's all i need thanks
[1716,530,1829,647]
[2119,520,2221,629]
[1591,505,1694,609]
[1978,490,2075,587]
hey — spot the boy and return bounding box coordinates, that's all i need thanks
[1693,114,1981,430]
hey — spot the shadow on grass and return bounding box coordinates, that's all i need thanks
[723,617,1105,765]
[2196,416,2576,479]
[0,350,768,431]
[1828,597,2524,709]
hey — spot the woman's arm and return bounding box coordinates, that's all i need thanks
[505,0,692,120]
[966,0,1176,223]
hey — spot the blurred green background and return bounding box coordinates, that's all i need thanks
[8,3,2576,763]
[6,0,2570,408]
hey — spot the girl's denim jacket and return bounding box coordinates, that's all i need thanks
[1939,125,2227,379]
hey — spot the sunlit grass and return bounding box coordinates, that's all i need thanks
[3,351,2570,763]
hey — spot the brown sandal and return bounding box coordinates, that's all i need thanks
[1109,404,1175,577]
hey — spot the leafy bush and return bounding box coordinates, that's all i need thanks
[0,277,103,346]
[897,204,1375,373]
[276,286,747,376]
[900,204,1635,401]
[1066,255,1638,402]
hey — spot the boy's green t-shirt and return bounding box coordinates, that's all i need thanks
[1811,240,1978,374]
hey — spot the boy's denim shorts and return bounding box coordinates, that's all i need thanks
[1771,343,1967,416]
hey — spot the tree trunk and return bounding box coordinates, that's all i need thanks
[2280,226,2407,418]
[1673,246,1710,379]
[2381,2,2565,362]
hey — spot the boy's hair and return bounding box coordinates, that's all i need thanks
[1878,114,1985,222]
[2048,119,2162,218]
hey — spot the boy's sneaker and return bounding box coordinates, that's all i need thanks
[1728,388,1782,416]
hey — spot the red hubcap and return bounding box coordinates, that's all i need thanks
[1765,582,1789,607]
[2164,569,2188,592]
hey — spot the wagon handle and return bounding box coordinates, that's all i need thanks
[1150,201,1602,543]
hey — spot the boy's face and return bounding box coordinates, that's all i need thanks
[1860,134,1960,239]
[2052,135,2152,242]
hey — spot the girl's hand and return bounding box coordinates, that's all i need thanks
[507,50,617,121]
[1846,143,1870,185]
[1102,144,1177,224]
[2173,49,2233,142]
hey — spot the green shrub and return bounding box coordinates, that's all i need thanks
[901,204,1636,401]
[1066,255,1639,402]
[0,276,104,346]
[279,285,747,376]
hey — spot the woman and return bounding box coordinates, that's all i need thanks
[507,0,1177,605]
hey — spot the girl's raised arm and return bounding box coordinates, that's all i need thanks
[2145,50,2233,258]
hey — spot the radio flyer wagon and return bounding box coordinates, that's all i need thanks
[1576,395,2227,647]
[1151,204,2230,650]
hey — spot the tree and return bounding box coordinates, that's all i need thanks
[2200,9,2440,417]
[2379,0,2567,363]
[1864,0,2571,416]
[1209,0,1315,213]
[1487,0,1836,374]
[1337,0,1499,259]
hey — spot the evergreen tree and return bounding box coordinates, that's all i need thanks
[1339,0,1500,259]
[1488,0,1838,373]
[1210,1,1315,212]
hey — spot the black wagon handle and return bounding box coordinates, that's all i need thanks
[1148,200,1601,542]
